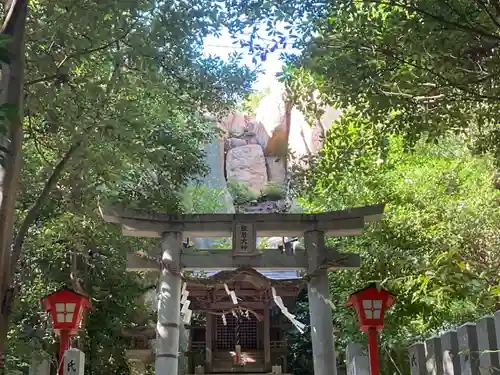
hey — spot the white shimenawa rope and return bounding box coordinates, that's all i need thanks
[180,283,192,325]
[223,283,239,305]
[271,287,306,333]
[177,281,336,331]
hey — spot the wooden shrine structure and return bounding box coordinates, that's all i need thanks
[101,203,385,375]
[185,268,302,373]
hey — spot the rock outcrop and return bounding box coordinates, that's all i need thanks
[187,84,341,252]
[216,82,341,217]
[188,133,235,249]
[226,144,267,195]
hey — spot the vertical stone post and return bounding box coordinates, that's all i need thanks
[441,330,460,375]
[156,232,182,375]
[305,230,336,375]
[457,323,480,375]
[408,342,426,375]
[264,306,271,370]
[205,312,213,372]
[425,336,444,375]
[63,348,85,375]
[346,343,369,375]
[476,316,500,375]
[29,357,50,375]
[495,310,500,353]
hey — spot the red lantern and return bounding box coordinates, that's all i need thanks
[42,288,90,375]
[347,284,395,375]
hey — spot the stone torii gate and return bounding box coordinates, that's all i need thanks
[100,204,384,375]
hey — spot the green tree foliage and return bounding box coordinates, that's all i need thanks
[226,0,500,160]
[181,185,225,214]
[291,0,500,158]
[9,212,154,374]
[4,0,256,372]
[289,116,500,374]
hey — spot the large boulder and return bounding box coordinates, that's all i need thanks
[226,144,268,194]
[245,118,269,149]
[228,137,247,148]
[220,113,269,149]
[189,138,235,249]
[220,112,247,135]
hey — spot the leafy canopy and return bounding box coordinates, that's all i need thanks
[289,118,500,374]
[225,0,500,159]
[8,0,257,372]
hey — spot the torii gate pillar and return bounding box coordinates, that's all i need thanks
[155,232,182,375]
[306,231,337,375]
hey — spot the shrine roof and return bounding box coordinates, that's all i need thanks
[185,267,303,307]
[187,267,302,287]
[203,269,300,280]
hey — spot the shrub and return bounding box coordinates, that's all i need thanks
[262,182,283,200]
[227,181,259,205]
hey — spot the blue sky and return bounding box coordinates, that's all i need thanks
[202,26,298,91]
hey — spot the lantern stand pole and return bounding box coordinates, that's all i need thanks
[367,328,380,375]
[58,330,70,375]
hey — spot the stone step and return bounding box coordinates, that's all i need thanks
[213,357,265,361]
[212,356,265,358]
[213,354,265,358]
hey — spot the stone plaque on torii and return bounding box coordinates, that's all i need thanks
[233,222,257,255]
[100,203,385,375]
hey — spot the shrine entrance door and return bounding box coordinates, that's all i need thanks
[215,313,258,350]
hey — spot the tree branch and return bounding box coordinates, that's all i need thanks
[24,74,61,87]
[370,43,500,102]
[1,0,18,34]
[371,0,500,41]
[377,88,446,103]
[11,141,82,268]
[474,0,500,30]
[57,20,138,69]
[12,50,124,274]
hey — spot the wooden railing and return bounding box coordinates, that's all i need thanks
[191,341,206,350]
[270,340,285,349]
[126,338,285,351]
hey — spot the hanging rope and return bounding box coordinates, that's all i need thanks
[235,313,240,347]
[206,306,263,321]
[234,311,242,365]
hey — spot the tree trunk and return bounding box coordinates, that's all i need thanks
[0,0,28,371]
